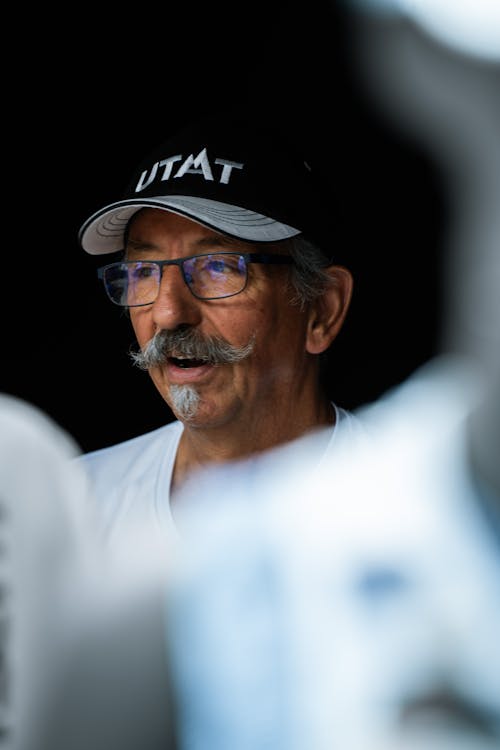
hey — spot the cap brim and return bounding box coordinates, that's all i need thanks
[79,196,301,255]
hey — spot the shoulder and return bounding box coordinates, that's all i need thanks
[334,404,364,431]
[77,421,183,478]
[75,421,184,537]
[81,420,183,459]
[332,403,373,446]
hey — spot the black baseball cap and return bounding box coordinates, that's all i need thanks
[79,114,334,258]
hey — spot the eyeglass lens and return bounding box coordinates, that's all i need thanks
[103,254,248,306]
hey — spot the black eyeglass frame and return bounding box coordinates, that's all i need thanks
[97,251,295,306]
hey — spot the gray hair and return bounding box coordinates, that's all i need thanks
[286,235,334,309]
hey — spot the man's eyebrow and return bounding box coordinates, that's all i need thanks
[125,238,157,253]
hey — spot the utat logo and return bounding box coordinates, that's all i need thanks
[135,148,245,192]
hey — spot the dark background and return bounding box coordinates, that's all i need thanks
[4,2,446,453]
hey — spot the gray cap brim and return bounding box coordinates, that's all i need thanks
[79,196,301,255]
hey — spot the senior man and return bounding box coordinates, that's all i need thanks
[77,114,365,544]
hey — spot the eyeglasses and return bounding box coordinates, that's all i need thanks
[97,252,294,307]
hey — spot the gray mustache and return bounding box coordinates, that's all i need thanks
[130,327,255,370]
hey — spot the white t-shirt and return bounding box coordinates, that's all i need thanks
[77,405,367,548]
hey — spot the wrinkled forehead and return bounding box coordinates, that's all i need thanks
[123,207,294,256]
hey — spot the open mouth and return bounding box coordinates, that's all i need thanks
[168,356,211,369]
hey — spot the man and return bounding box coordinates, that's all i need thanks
[77,114,364,544]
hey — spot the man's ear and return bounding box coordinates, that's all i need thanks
[306,266,353,354]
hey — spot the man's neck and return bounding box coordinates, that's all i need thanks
[171,397,335,496]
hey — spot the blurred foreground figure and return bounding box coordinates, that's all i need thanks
[0,394,95,748]
[165,356,500,750]
[0,394,175,750]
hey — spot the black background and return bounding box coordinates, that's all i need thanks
[4,2,446,453]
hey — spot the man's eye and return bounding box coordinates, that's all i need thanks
[199,255,243,275]
[131,264,155,280]
[207,259,230,273]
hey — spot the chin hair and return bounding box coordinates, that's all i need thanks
[169,385,201,420]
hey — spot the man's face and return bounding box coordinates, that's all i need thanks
[127,209,318,432]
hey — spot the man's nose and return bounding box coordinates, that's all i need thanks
[150,265,202,330]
